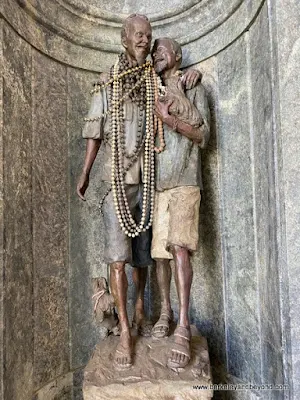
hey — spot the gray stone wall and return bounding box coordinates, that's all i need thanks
[269,0,300,396]
[0,0,299,399]
[0,19,98,400]
[2,21,34,399]
[0,18,4,400]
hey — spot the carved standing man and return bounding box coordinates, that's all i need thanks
[77,16,200,369]
[77,14,154,369]
[151,38,210,369]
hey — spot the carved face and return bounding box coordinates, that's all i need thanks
[122,17,152,65]
[152,39,177,74]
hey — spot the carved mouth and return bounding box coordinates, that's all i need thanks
[154,58,165,65]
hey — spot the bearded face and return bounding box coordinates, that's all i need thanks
[152,39,177,74]
[122,17,152,66]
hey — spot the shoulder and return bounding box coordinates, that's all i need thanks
[187,81,205,94]
[99,72,110,84]
[92,72,110,87]
[186,82,206,102]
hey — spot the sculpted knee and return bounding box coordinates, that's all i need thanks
[110,261,126,273]
[170,245,189,258]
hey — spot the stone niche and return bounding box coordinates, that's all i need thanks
[0,0,299,400]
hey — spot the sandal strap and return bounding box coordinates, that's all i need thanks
[173,325,191,341]
[170,341,191,359]
[160,308,173,320]
[160,312,172,319]
[174,332,190,341]
[153,322,169,330]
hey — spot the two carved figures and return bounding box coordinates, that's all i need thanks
[77,14,210,371]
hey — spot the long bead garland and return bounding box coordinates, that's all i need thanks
[110,60,156,237]
[84,53,165,237]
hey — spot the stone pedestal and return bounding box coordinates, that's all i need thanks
[83,326,213,400]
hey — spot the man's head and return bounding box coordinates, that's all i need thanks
[152,38,182,75]
[121,14,152,66]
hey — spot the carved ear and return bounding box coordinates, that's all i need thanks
[176,53,182,63]
[121,35,128,49]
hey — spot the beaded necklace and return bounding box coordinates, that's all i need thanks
[111,59,154,237]
[85,53,165,237]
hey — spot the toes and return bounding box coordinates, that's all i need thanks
[170,351,189,366]
[172,351,180,363]
[116,355,131,367]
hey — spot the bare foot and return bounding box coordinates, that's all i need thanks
[167,325,191,369]
[152,308,173,338]
[114,331,133,369]
[132,310,153,337]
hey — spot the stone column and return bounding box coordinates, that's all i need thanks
[269,0,300,397]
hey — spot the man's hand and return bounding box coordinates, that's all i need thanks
[77,172,90,201]
[181,69,202,90]
[154,98,173,123]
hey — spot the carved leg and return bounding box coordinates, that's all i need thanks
[110,261,133,369]
[132,267,152,336]
[152,259,173,338]
[168,245,192,368]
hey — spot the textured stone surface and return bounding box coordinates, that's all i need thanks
[0,18,4,400]
[248,3,283,390]
[271,0,300,398]
[84,328,213,400]
[217,35,261,383]
[189,57,226,380]
[68,67,108,369]
[2,22,34,400]
[73,368,84,400]
[32,50,69,388]
[34,373,73,400]
[0,0,265,71]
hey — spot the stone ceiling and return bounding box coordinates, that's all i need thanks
[0,0,265,71]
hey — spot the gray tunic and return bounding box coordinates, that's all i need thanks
[155,83,210,191]
[82,88,146,185]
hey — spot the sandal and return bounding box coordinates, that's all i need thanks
[114,341,133,370]
[167,325,191,369]
[151,309,173,339]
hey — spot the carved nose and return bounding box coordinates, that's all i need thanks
[143,35,149,44]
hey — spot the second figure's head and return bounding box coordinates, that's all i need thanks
[152,38,182,74]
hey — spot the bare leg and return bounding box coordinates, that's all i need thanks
[110,261,133,368]
[152,259,173,338]
[168,245,192,368]
[132,266,147,321]
[132,267,152,336]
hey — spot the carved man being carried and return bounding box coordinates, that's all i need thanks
[151,38,210,369]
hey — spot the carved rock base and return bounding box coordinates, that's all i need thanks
[83,325,213,400]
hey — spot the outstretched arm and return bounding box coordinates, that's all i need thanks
[76,139,101,200]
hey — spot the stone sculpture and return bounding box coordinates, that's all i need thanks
[77,14,200,369]
[151,37,210,369]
